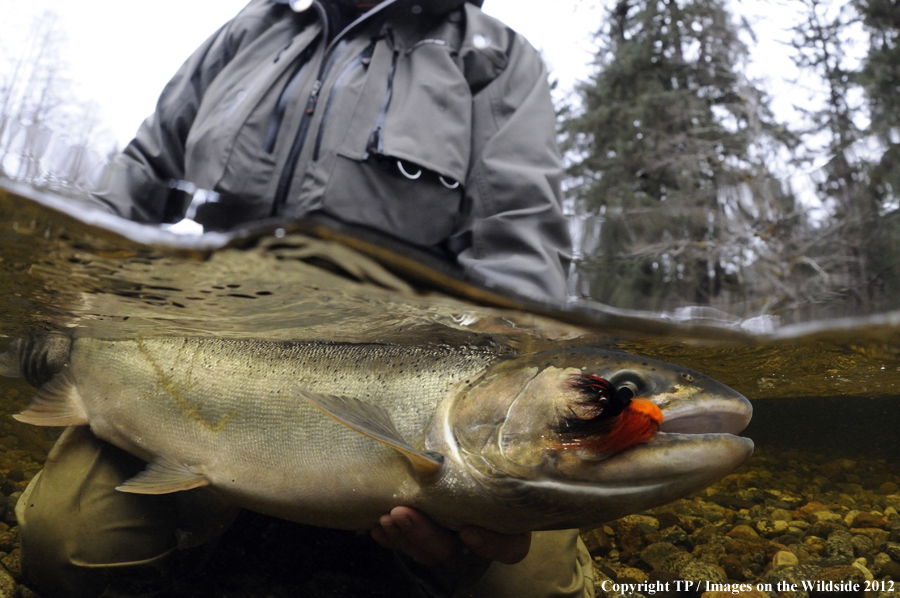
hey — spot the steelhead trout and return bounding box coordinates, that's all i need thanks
[7,337,752,533]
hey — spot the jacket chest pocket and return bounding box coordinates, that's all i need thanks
[319,37,472,247]
[184,24,321,226]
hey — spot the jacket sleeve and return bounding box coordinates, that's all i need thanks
[90,2,282,223]
[450,27,572,304]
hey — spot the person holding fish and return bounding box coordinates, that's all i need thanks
[18,0,592,597]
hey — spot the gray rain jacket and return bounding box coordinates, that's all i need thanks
[92,0,571,301]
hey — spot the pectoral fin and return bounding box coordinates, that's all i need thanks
[117,456,210,494]
[300,391,444,477]
[13,371,88,426]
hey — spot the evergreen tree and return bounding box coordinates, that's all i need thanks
[785,0,893,315]
[788,0,866,213]
[564,0,793,312]
[852,0,900,204]
[852,0,900,302]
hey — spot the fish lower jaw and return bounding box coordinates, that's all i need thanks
[567,432,754,485]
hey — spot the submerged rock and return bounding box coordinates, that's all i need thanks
[0,567,15,597]
[680,561,728,584]
[825,530,855,561]
[850,512,886,528]
[772,550,799,568]
[639,542,691,572]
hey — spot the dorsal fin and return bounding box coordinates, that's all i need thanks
[299,391,444,478]
[117,456,210,494]
[13,370,88,427]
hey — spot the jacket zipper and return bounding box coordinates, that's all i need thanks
[271,0,399,216]
[311,39,377,162]
[363,38,442,157]
[262,43,318,154]
[365,48,399,157]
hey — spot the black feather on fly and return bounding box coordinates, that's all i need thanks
[555,374,635,440]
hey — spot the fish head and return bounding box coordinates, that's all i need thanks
[450,346,753,530]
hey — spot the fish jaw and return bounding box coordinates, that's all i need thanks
[466,433,753,533]
[449,347,754,532]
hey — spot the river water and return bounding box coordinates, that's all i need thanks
[0,181,897,596]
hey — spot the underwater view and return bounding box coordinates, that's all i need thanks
[0,183,898,597]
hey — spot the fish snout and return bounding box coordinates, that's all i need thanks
[657,388,752,435]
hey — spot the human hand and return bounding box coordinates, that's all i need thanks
[370,506,532,567]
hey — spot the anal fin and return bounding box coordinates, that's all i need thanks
[13,371,88,426]
[117,456,210,494]
[300,391,444,478]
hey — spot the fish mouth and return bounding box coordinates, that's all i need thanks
[589,386,755,481]
[656,389,753,436]
[565,387,754,487]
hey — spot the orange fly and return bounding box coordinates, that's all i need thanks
[556,374,663,454]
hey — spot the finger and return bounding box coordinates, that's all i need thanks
[372,506,457,566]
[459,527,532,565]
[370,520,394,550]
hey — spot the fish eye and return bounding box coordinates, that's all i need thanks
[609,370,650,399]
[615,382,637,402]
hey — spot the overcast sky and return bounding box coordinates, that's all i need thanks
[2,1,606,148]
[2,0,856,161]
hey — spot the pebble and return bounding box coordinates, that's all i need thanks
[851,512,886,528]
[810,510,844,524]
[756,519,789,536]
[850,527,890,545]
[879,559,900,580]
[772,550,799,567]
[639,542,690,572]
[659,526,688,545]
[619,514,661,530]
[849,533,874,556]
[615,566,648,584]
[586,447,900,596]
[814,564,866,584]
[771,508,793,522]
[0,567,15,597]
[1,551,19,579]
[884,542,900,562]
[880,482,900,495]
[679,561,728,583]
[825,530,855,561]
[851,557,874,581]
[727,525,759,538]
[583,528,613,556]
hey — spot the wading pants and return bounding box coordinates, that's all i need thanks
[17,427,594,598]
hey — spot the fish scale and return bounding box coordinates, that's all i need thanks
[64,338,498,526]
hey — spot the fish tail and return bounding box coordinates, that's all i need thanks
[1,332,72,387]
